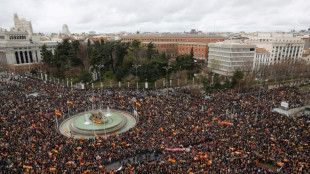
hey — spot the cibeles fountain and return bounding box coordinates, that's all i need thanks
[59,107,137,139]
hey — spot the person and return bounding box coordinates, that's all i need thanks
[0,73,309,173]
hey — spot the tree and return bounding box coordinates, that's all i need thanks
[131,39,142,60]
[147,42,155,59]
[41,44,53,66]
[79,69,92,84]
[176,54,194,70]
[232,68,244,87]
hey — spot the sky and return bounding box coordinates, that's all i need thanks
[0,0,309,34]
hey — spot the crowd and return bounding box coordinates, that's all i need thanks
[0,72,309,173]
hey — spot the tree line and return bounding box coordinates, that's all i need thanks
[41,39,197,84]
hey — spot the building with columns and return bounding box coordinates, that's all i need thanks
[246,33,304,64]
[0,14,57,72]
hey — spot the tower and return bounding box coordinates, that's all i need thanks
[62,24,70,36]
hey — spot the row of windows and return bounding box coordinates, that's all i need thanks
[251,39,302,43]
[0,36,4,39]
[179,51,205,57]
[124,38,213,42]
[9,35,26,40]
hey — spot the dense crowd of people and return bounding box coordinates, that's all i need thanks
[0,72,309,173]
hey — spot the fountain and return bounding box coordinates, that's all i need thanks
[59,108,137,139]
[106,106,111,117]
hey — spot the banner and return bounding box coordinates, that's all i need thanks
[164,147,190,152]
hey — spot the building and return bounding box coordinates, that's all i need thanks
[178,42,208,60]
[207,40,256,77]
[302,49,310,63]
[62,24,71,36]
[246,33,304,64]
[121,33,225,60]
[301,37,310,49]
[13,13,33,37]
[0,14,57,72]
[253,48,270,71]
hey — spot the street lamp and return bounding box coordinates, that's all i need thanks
[132,64,141,91]
[163,66,172,95]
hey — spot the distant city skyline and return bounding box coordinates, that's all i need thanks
[0,0,309,34]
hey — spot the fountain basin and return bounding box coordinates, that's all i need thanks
[59,109,137,139]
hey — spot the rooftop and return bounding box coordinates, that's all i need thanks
[256,48,269,54]
[122,33,226,38]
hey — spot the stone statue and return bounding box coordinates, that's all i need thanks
[89,111,108,124]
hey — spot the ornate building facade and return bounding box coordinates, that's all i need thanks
[0,14,58,72]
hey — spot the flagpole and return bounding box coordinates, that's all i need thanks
[55,113,59,130]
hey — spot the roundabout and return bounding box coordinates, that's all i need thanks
[59,108,137,139]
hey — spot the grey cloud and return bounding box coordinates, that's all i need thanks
[0,0,309,33]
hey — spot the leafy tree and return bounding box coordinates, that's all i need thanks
[79,69,92,83]
[41,44,53,66]
[131,39,142,59]
[176,54,194,70]
[232,68,244,87]
[146,42,155,59]
[115,66,124,81]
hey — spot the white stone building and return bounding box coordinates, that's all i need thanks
[0,14,58,72]
[253,48,270,71]
[207,40,256,76]
[14,13,33,37]
[246,33,304,64]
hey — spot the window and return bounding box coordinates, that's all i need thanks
[250,48,255,51]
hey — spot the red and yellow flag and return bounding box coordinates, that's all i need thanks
[49,167,56,171]
[218,121,233,126]
[55,109,62,117]
[67,101,74,105]
[168,158,176,163]
[93,120,101,124]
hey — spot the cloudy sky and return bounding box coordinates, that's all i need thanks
[0,0,309,34]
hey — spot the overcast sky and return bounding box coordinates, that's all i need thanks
[0,0,309,34]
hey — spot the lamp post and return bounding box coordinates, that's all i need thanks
[132,64,141,91]
[163,66,172,95]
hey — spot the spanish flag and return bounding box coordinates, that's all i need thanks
[94,133,98,137]
[93,120,101,124]
[49,167,56,171]
[67,101,74,105]
[55,109,62,117]
[168,158,176,163]
[113,131,119,136]
[135,101,141,107]
[207,160,212,165]
[23,165,32,169]
[218,121,233,126]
